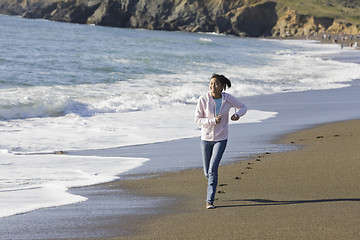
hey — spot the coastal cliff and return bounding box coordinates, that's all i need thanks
[272,8,360,37]
[1,0,359,37]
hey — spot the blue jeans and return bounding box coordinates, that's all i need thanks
[201,139,227,204]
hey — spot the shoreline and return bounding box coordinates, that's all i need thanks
[91,119,360,240]
[266,32,360,50]
[1,37,360,239]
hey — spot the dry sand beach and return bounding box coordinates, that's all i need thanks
[90,119,360,240]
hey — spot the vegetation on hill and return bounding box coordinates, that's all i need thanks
[276,0,360,24]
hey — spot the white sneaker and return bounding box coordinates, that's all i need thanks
[206,202,215,209]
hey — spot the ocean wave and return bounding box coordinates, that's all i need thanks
[198,38,215,45]
[0,95,93,120]
[1,47,359,121]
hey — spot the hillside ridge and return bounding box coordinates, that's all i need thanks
[1,0,359,37]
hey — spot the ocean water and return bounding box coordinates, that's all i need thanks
[1,14,360,218]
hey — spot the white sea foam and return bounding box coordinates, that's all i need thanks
[224,44,360,97]
[0,106,276,153]
[198,38,213,44]
[0,153,149,218]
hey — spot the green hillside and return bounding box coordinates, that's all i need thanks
[277,0,360,24]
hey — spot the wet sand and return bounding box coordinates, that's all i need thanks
[95,119,360,240]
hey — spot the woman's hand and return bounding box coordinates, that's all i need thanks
[215,115,221,124]
[231,114,240,121]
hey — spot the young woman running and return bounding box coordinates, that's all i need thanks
[195,73,247,209]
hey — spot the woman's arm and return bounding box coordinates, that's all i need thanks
[195,97,217,126]
[227,94,247,120]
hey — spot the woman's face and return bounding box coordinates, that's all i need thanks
[209,77,223,96]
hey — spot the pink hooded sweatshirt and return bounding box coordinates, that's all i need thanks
[195,91,247,141]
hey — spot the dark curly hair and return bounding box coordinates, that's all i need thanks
[210,73,231,90]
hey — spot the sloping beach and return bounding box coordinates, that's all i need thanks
[106,119,360,240]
